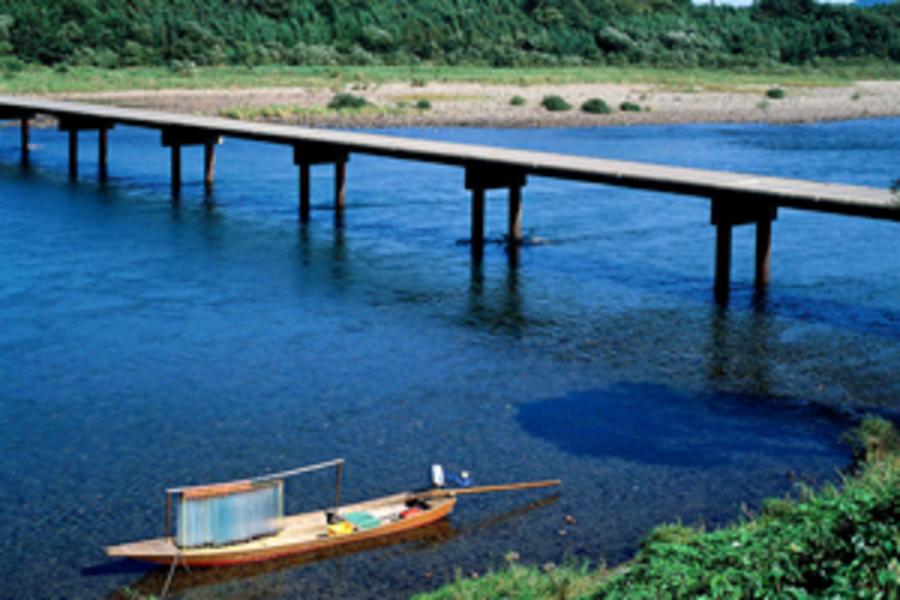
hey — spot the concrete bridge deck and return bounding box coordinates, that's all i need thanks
[1,95,896,302]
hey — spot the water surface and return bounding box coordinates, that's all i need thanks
[0,119,898,598]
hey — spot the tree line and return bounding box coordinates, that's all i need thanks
[0,0,897,70]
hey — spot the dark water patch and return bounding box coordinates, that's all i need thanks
[518,383,851,468]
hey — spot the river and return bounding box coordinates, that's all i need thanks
[0,118,897,598]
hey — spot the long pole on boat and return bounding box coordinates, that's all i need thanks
[413,479,561,500]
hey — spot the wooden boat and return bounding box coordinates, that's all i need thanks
[106,458,559,568]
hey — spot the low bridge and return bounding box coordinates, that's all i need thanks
[1,95,895,302]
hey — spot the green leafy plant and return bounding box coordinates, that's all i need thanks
[620,101,642,112]
[766,87,786,99]
[415,98,431,110]
[844,416,900,462]
[510,95,526,106]
[541,95,571,112]
[581,98,611,114]
[327,92,368,110]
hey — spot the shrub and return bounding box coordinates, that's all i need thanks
[415,98,431,110]
[510,95,526,106]
[581,98,611,114]
[168,59,198,77]
[0,55,24,74]
[765,87,786,99]
[843,416,899,463]
[327,93,368,110]
[620,101,642,112]
[541,95,571,112]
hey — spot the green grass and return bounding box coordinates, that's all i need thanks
[218,102,410,121]
[2,63,898,95]
[416,417,900,600]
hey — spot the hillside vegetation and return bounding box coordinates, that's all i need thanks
[0,0,897,73]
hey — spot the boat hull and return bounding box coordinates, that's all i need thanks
[106,492,455,567]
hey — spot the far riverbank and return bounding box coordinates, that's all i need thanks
[3,65,898,128]
[49,79,900,128]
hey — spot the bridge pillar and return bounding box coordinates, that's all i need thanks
[204,142,216,193]
[0,108,36,167]
[711,198,777,303]
[162,128,223,198]
[293,143,350,224]
[21,118,31,167]
[465,164,527,260]
[58,116,115,183]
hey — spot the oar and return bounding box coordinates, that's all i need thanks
[412,479,561,500]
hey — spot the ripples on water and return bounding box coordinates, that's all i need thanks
[0,119,897,598]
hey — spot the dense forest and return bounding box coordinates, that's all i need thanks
[0,0,897,70]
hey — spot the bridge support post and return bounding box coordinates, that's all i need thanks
[0,109,36,168]
[471,188,485,260]
[204,142,216,193]
[162,128,222,199]
[59,116,115,183]
[465,164,527,260]
[20,118,30,167]
[714,220,732,304]
[170,144,181,198]
[293,143,350,224]
[299,162,311,223]
[98,128,109,183]
[711,198,777,303]
[68,129,79,181]
[335,159,347,212]
[755,217,773,289]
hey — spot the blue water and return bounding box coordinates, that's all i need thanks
[0,118,898,599]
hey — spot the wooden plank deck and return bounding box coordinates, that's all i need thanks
[1,95,896,221]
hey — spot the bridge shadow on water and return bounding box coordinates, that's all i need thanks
[517,382,856,469]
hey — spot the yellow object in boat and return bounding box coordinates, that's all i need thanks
[327,520,354,536]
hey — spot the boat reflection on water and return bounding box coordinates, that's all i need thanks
[106,494,559,599]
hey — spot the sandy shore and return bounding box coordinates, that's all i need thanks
[51,80,900,128]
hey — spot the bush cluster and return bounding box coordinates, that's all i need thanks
[582,98,612,114]
[0,0,896,69]
[327,93,368,110]
[541,95,572,112]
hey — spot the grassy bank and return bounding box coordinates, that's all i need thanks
[2,63,900,95]
[416,417,900,599]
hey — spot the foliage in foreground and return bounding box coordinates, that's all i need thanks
[415,417,900,600]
